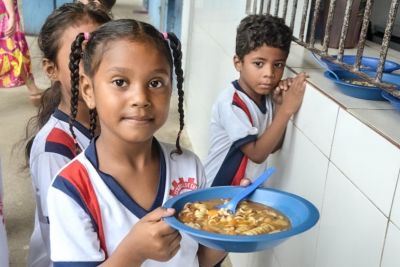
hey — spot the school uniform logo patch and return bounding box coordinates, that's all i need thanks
[169,177,197,197]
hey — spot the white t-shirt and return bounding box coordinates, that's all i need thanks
[0,157,9,267]
[28,109,91,267]
[48,139,206,266]
[204,80,274,187]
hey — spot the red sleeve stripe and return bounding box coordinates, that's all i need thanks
[46,128,76,157]
[231,92,253,185]
[232,92,253,125]
[58,160,108,258]
[231,157,248,186]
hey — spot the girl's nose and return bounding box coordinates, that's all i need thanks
[130,86,151,108]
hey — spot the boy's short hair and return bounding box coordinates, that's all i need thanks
[235,14,292,60]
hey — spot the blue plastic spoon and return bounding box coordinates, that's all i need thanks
[216,167,276,213]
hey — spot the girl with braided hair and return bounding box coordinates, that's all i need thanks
[24,3,111,267]
[47,19,227,267]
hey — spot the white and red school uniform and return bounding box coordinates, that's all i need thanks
[204,80,274,187]
[0,157,9,267]
[47,139,206,267]
[28,109,91,267]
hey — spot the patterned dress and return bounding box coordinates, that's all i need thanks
[0,0,33,88]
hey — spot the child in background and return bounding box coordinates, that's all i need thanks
[47,19,226,267]
[204,14,306,187]
[24,3,110,267]
[0,157,9,267]
[0,0,42,106]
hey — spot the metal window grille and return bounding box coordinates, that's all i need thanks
[246,0,400,97]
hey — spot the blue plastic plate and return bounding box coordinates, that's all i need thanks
[382,91,400,111]
[323,70,400,100]
[320,55,400,73]
[163,186,319,253]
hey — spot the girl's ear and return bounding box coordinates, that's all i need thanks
[80,74,96,109]
[233,55,242,72]
[42,58,58,81]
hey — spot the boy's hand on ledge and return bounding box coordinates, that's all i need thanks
[273,77,293,105]
[279,72,308,116]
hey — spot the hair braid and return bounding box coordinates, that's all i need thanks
[69,33,86,154]
[89,109,97,138]
[167,32,184,155]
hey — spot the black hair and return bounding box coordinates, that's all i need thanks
[235,14,292,60]
[69,19,185,154]
[74,0,116,11]
[23,2,111,165]
[98,0,116,10]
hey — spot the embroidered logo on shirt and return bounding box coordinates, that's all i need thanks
[169,177,197,197]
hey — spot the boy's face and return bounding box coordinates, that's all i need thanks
[234,45,288,97]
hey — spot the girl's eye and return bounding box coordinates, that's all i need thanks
[254,61,264,68]
[113,79,127,87]
[274,62,285,68]
[149,79,163,88]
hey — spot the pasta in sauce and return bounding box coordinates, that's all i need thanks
[178,199,291,235]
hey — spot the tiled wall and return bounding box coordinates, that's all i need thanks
[182,1,400,267]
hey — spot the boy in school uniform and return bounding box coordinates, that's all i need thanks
[204,14,307,187]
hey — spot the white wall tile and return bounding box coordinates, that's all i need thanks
[390,174,400,228]
[292,83,339,157]
[331,109,400,216]
[381,223,400,267]
[348,109,400,148]
[229,250,277,267]
[272,227,319,267]
[267,122,327,267]
[268,122,328,211]
[316,163,387,267]
[271,253,281,267]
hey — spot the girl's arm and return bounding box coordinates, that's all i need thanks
[197,245,227,267]
[240,73,306,163]
[3,0,16,37]
[98,238,143,267]
[48,171,180,266]
[100,208,179,267]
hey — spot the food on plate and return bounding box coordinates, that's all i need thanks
[178,199,291,235]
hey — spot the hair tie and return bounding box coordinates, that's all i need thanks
[162,32,168,40]
[84,32,90,41]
